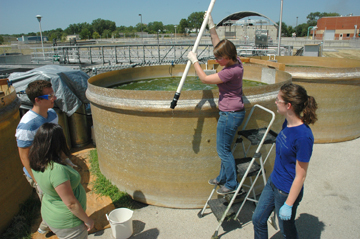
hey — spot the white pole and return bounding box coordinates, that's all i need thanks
[36,15,45,60]
[170,0,216,109]
[277,0,283,56]
[139,14,143,43]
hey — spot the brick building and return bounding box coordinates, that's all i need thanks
[315,16,360,40]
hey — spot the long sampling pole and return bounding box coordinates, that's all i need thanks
[170,0,216,109]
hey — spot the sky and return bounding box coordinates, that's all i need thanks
[1,0,359,35]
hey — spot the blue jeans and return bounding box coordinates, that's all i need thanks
[252,177,303,239]
[216,110,245,190]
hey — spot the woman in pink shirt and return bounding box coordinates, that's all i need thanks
[188,13,245,195]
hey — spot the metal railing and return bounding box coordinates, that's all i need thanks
[31,43,293,67]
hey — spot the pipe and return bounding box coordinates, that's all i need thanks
[277,0,283,56]
[170,0,216,109]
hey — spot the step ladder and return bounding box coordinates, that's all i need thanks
[198,104,278,239]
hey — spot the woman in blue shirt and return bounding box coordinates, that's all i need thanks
[252,83,318,239]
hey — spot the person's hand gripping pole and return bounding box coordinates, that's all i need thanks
[205,11,216,30]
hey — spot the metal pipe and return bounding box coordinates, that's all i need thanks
[36,15,45,60]
[277,0,283,56]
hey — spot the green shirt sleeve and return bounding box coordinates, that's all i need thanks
[50,163,71,188]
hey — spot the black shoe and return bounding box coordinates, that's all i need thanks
[208,178,220,185]
[216,186,236,195]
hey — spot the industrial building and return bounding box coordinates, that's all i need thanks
[215,11,278,45]
[315,15,360,40]
[16,35,48,43]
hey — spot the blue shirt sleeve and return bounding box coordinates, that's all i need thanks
[295,136,313,163]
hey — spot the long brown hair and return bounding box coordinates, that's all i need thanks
[29,123,71,172]
[213,39,238,62]
[280,83,318,125]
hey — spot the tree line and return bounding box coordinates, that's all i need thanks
[0,11,340,43]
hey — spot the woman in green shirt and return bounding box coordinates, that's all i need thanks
[30,123,94,239]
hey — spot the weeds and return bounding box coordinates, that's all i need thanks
[89,149,137,209]
[0,195,40,239]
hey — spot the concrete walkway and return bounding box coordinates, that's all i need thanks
[89,137,360,239]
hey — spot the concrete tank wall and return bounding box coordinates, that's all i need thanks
[254,56,360,143]
[86,64,291,208]
[0,82,32,234]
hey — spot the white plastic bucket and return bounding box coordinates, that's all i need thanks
[106,208,133,239]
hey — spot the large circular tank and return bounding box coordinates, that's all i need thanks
[0,80,32,234]
[253,56,360,143]
[86,64,291,208]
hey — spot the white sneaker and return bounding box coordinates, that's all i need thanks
[37,227,49,234]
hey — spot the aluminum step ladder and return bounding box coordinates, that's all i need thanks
[198,104,277,239]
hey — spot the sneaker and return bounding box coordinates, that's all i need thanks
[208,178,220,185]
[38,221,50,234]
[216,186,236,195]
[37,227,50,234]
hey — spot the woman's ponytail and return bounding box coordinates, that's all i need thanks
[280,83,318,125]
[301,96,318,125]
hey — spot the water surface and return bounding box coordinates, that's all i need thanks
[114,76,266,91]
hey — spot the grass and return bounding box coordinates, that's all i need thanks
[89,149,138,209]
[0,195,40,239]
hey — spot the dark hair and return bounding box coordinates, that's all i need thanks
[213,39,238,62]
[26,80,52,104]
[280,83,318,125]
[29,123,71,172]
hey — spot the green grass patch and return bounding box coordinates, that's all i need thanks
[0,195,40,239]
[89,149,138,209]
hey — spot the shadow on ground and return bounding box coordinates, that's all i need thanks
[270,213,325,239]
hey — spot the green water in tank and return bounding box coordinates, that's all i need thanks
[114,76,267,91]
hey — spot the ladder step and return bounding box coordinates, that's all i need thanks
[208,191,246,221]
[238,128,277,145]
[235,157,261,177]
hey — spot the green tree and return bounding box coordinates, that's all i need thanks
[49,33,58,41]
[92,18,116,36]
[306,12,340,26]
[287,26,294,37]
[117,25,128,32]
[178,18,189,34]
[102,29,112,38]
[187,12,204,32]
[135,23,147,33]
[277,21,290,37]
[80,28,91,39]
[65,23,81,35]
[92,31,100,39]
[294,23,309,37]
[0,35,4,44]
[61,32,67,42]
[147,21,164,34]
[164,24,175,33]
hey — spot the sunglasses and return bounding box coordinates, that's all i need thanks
[37,92,56,100]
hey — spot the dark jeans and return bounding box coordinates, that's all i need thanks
[252,177,303,239]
